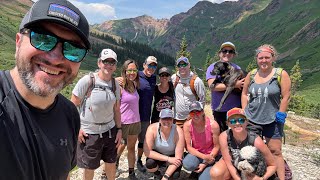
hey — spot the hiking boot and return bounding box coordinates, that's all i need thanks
[128,172,138,180]
[188,171,199,179]
[152,171,162,180]
[136,160,146,172]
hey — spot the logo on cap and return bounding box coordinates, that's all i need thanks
[48,3,80,26]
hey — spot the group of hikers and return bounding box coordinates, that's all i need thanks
[0,0,291,180]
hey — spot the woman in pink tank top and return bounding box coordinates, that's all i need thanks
[182,101,220,180]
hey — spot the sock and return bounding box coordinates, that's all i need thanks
[129,168,134,174]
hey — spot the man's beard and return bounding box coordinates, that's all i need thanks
[16,50,76,97]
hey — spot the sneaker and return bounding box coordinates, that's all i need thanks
[128,172,138,180]
[136,160,146,172]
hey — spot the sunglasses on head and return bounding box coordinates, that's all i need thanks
[23,28,87,63]
[221,49,235,54]
[101,59,117,66]
[159,73,170,77]
[126,69,138,74]
[147,64,157,69]
[190,110,202,117]
[177,63,188,68]
[229,118,246,125]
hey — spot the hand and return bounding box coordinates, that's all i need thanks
[247,174,263,180]
[236,78,245,89]
[203,154,215,164]
[194,163,206,173]
[115,130,122,148]
[78,129,88,143]
[275,111,287,124]
[115,77,124,87]
[167,157,182,167]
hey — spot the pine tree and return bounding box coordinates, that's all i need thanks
[176,35,191,59]
[290,60,303,95]
[246,57,258,72]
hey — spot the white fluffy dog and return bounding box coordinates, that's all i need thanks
[237,145,267,180]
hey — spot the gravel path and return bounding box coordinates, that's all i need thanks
[70,143,320,180]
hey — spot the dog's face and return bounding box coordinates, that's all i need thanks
[211,61,231,77]
[237,145,267,177]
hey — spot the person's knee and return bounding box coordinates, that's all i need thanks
[145,158,157,170]
[182,154,199,171]
[210,166,224,179]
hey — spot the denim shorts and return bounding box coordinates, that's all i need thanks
[247,121,284,139]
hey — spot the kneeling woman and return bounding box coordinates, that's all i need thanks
[144,109,185,179]
[210,108,277,180]
[183,101,220,180]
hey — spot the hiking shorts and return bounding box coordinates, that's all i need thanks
[247,121,283,139]
[122,121,141,140]
[77,127,117,169]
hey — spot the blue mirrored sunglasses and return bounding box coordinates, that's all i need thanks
[229,118,246,125]
[147,64,157,69]
[24,28,88,63]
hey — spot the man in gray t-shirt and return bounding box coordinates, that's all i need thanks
[171,56,205,128]
[71,49,122,180]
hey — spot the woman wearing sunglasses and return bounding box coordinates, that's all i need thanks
[210,108,277,180]
[206,42,245,133]
[144,108,184,180]
[117,60,141,180]
[182,101,220,180]
[151,67,175,124]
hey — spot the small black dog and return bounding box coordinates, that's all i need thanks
[210,61,246,111]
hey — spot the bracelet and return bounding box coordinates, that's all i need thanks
[163,174,170,179]
[116,127,122,131]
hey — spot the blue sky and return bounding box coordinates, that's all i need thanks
[32,0,238,24]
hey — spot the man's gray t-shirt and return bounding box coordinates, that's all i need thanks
[171,71,205,120]
[72,73,120,134]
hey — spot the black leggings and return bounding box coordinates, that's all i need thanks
[213,111,228,133]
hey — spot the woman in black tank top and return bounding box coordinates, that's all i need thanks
[210,108,277,180]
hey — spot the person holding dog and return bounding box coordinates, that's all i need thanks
[206,42,245,133]
[182,101,220,180]
[210,108,277,180]
[241,44,291,180]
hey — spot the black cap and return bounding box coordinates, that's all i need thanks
[19,0,90,49]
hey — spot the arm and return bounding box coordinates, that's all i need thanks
[70,94,87,143]
[208,78,227,92]
[279,70,291,112]
[195,77,206,105]
[209,118,220,162]
[241,73,251,109]
[219,132,241,180]
[113,100,122,148]
[165,126,184,177]
[254,136,277,180]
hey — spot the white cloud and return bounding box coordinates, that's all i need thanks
[202,0,238,4]
[31,0,116,24]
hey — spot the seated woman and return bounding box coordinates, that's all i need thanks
[183,101,220,180]
[210,108,277,180]
[144,108,185,180]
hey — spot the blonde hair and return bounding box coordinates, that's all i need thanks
[255,44,278,58]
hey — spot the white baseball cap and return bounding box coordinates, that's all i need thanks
[100,49,117,61]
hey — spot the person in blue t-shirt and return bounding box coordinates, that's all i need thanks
[136,56,158,172]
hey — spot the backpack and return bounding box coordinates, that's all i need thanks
[173,73,199,100]
[249,68,283,87]
[80,72,116,116]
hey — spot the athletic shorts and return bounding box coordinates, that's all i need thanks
[122,121,141,139]
[138,121,150,143]
[77,127,117,169]
[247,121,284,139]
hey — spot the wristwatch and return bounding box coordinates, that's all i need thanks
[116,127,122,131]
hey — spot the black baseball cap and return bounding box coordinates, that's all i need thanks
[19,0,90,49]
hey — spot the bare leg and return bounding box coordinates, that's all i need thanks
[210,159,231,180]
[127,135,138,169]
[83,169,94,180]
[105,162,116,180]
[267,138,285,180]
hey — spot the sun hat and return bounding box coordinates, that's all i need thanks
[159,108,174,119]
[226,108,246,120]
[99,49,117,61]
[189,101,203,112]
[19,0,90,49]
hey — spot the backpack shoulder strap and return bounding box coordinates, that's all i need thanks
[173,74,179,89]
[190,74,199,100]
[274,67,283,85]
[85,72,95,98]
[111,77,116,94]
[226,129,232,148]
